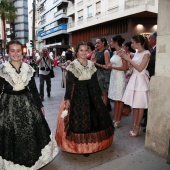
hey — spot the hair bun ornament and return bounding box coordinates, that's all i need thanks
[61,110,68,118]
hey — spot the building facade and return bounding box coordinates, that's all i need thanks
[67,0,158,48]
[14,0,29,44]
[36,0,70,55]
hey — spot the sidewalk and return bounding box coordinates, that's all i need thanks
[89,149,170,170]
[37,67,169,170]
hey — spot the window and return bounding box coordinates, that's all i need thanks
[87,5,92,17]
[78,9,83,21]
[108,0,119,9]
[96,1,101,15]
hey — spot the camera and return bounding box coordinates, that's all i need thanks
[40,67,50,71]
[40,67,45,70]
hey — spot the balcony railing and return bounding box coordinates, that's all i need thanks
[125,0,156,9]
[41,19,46,25]
[37,23,67,37]
[54,9,67,18]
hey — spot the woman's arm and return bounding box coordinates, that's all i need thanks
[121,52,150,72]
[104,50,111,69]
[64,71,75,110]
[0,77,4,94]
[111,58,128,71]
[27,77,44,109]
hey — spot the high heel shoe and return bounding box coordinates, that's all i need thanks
[129,126,141,137]
[129,124,136,134]
[114,121,121,128]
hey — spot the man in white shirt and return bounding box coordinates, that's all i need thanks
[36,47,54,101]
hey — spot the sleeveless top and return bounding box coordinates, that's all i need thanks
[95,49,106,66]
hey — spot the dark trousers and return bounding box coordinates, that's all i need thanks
[39,74,51,97]
[143,109,148,124]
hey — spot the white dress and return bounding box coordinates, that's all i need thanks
[122,50,150,108]
[108,51,126,101]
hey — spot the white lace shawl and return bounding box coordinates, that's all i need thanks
[0,62,35,91]
[66,59,97,80]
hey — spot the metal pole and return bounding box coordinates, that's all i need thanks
[32,0,36,48]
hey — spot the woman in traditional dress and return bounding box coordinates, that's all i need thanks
[56,42,114,155]
[0,40,58,170]
[120,35,150,137]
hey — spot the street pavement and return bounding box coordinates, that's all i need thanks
[35,67,169,170]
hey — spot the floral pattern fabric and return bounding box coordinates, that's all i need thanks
[108,52,126,101]
[0,62,58,170]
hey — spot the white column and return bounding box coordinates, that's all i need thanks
[145,0,170,158]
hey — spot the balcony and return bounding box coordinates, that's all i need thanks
[54,0,68,5]
[41,19,46,25]
[54,9,67,20]
[125,0,156,9]
[67,4,75,16]
[39,7,46,14]
[39,0,46,7]
[37,23,67,37]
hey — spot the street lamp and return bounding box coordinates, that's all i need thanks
[22,46,27,57]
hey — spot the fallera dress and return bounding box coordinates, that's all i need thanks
[56,59,114,154]
[108,51,126,101]
[122,50,151,108]
[0,62,58,170]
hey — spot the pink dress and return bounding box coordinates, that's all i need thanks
[122,50,150,109]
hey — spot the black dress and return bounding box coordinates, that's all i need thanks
[95,49,111,92]
[56,59,114,153]
[0,62,58,170]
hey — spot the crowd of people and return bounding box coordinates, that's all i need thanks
[0,31,157,169]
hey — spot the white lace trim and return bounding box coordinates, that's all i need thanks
[66,59,97,80]
[0,62,35,91]
[0,135,59,170]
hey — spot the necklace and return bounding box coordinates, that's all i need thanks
[77,58,87,67]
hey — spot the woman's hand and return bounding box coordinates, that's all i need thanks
[64,100,70,110]
[91,57,96,63]
[107,63,112,70]
[41,107,45,116]
[120,51,131,62]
